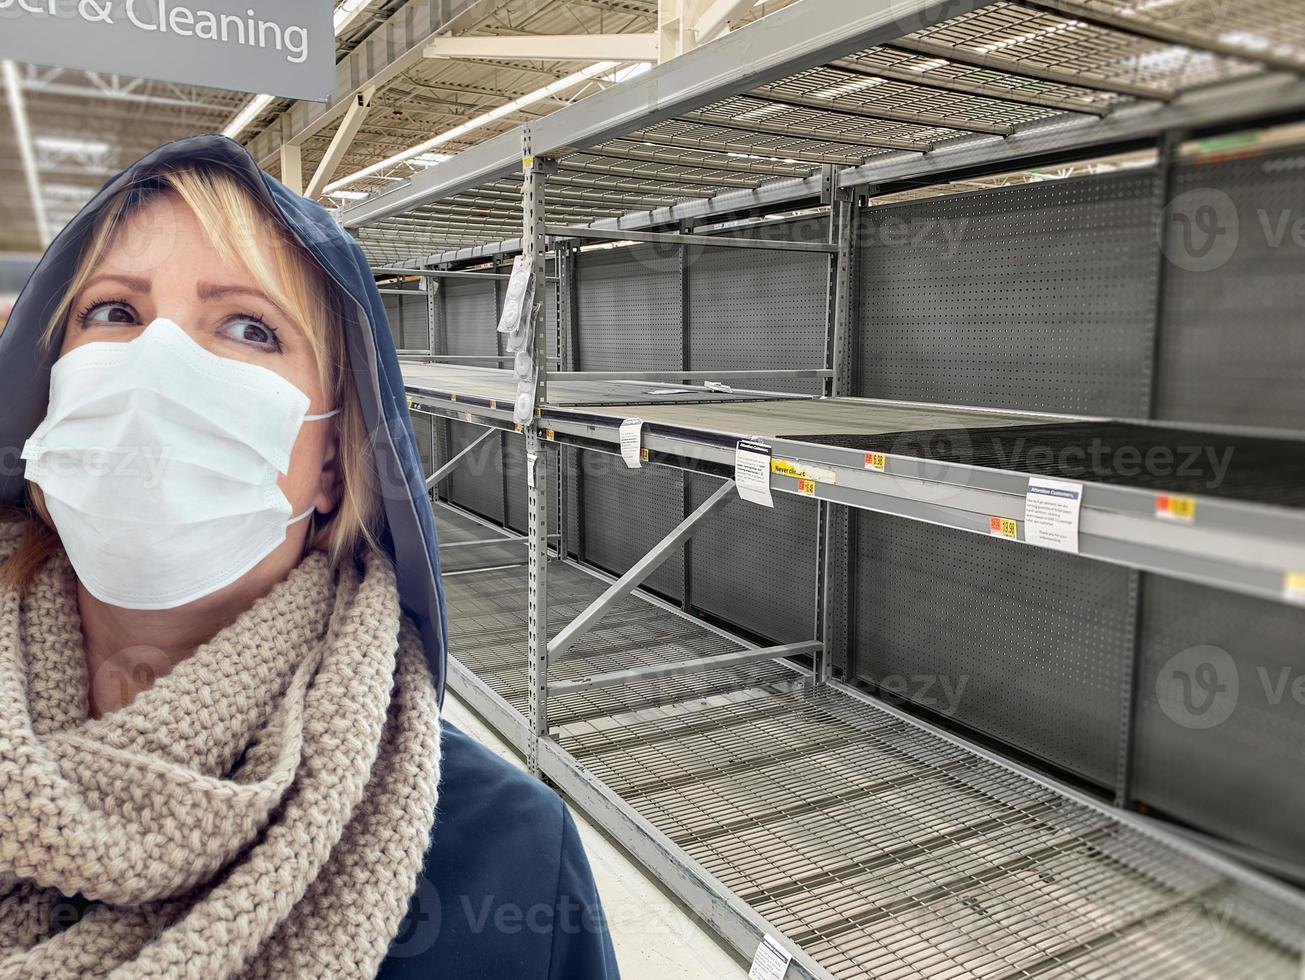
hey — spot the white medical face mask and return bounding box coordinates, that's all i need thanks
[22,318,339,610]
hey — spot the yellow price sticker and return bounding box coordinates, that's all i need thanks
[989,517,1018,539]
[1155,494,1196,523]
[522,154,535,169]
[797,478,817,496]
[489,399,497,410]
[1285,571,1305,604]
[640,448,650,462]
[864,452,887,472]
[545,429,556,441]
[514,424,523,433]
[463,412,474,423]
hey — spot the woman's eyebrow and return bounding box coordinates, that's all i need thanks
[81,273,151,293]
[196,283,293,323]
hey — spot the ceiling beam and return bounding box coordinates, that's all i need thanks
[244,0,500,167]
[306,85,376,199]
[340,0,998,226]
[2,60,51,247]
[424,34,659,62]
[692,0,756,45]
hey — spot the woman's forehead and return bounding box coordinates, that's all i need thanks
[101,192,267,284]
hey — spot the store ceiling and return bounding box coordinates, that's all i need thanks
[0,0,791,254]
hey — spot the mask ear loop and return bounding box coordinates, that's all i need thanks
[292,408,342,551]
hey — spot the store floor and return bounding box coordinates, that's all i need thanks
[443,693,749,980]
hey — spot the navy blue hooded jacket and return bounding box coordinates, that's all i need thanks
[0,134,619,979]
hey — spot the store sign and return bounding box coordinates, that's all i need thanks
[0,0,334,102]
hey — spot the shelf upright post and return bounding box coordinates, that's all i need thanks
[424,273,438,358]
[555,243,576,561]
[522,126,556,776]
[814,182,861,685]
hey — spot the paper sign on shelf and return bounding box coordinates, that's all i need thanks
[526,452,538,489]
[1024,477,1083,553]
[748,934,792,980]
[735,440,774,508]
[620,418,644,469]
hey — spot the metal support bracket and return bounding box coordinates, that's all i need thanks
[425,427,496,490]
[548,480,737,661]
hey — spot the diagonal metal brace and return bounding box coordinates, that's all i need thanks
[425,428,496,490]
[547,480,737,661]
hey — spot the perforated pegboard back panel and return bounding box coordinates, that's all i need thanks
[1154,145,1305,431]
[443,279,499,357]
[688,221,828,396]
[1132,578,1305,863]
[687,475,819,644]
[575,245,682,370]
[852,513,1133,785]
[857,171,1157,417]
[575,448,685,602]
[443,421,505,525]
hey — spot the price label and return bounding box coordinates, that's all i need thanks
[545,429,556,441]
[1284,571,1305,605]
[1155,494,1197,523]
[864,452,887,472]
[797,479,817,495]
[989,516,1018,539]
[450,393,457,402]
[489,399,497,410]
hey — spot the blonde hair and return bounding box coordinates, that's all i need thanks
[1,162,381,592]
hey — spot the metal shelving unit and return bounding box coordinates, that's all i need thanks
[346,0,1305,975]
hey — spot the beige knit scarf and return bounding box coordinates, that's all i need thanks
[0,519,442,978]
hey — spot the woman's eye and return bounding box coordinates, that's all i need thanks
[221,317,281,352]
[83,301,139,325]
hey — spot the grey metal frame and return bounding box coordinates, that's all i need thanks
[366,0,1305,971]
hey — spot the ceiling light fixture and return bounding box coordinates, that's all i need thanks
[325,60,619,194]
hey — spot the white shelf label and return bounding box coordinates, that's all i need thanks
[735,440,774,508]
[748,934,792,980]
[526,452,538,489]
[1024,477,1083,554]
[619,418,644,469]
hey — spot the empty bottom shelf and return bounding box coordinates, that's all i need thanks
[436,510,1304,980]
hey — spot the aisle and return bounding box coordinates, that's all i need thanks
[442,693,749,980]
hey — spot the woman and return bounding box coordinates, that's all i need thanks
[0,136,619,979]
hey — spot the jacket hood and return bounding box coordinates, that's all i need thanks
[0,134,448,703]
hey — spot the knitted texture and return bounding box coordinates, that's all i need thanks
[0,521,442,978]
